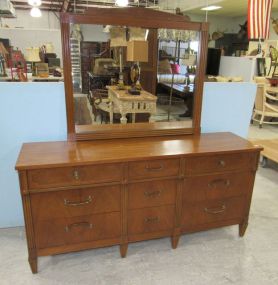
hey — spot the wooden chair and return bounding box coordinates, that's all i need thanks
[88,89,110,123]
[252,78,278,128]
[88,89,121,124]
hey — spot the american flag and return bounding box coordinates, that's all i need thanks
[248,0,274,39]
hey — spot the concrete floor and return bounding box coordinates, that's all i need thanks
[1,125,278,285]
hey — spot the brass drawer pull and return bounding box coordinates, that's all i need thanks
[64,196,92,206]
[208,179,230,188]
[144,216,160,223]
[204,205,226,214]
[73,169,80,180]
[65,222,93,232]
[145,164,163,171]
[218,160,226,167]
[144,190,161,197]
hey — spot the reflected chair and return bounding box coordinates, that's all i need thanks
[252,79,278,128]
[88,89,110,123]
[88,89,121,124]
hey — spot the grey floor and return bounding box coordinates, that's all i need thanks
[1,124,278,285]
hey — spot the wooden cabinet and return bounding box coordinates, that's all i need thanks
[15,133,262,273]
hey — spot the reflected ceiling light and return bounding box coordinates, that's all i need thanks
[28,0,42,6]
[115,0,129,7]
[30,7,42,17]
[201,5,222,11]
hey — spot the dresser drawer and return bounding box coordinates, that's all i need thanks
[128,158,180,180]
[128,180,177,209]
[181,196,246,228]
[128,206,175,235]
[31,185,121,222]
[34,212,121,249]
[185,153,254,175]
[27,163,123,189]
[183,172,252,204]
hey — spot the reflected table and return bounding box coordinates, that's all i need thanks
[107,85,157,124]
[159,83,194,117]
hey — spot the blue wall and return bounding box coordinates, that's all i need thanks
[0,82,67,228]
[201,82,256,138]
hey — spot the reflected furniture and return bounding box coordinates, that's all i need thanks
[15,7,262,274]
[107,85,157,124]
[61,7,209,139]
[158,83,194,117]
[88,71,114,91]
[88,89,110,123]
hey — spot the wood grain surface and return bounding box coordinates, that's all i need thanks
[16,133,262,170]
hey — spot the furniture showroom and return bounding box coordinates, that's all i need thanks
[0,0,278,284]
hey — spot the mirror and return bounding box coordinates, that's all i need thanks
[61,8,208,140]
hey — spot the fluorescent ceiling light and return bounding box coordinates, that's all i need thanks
[115,0,128,7]
[201,5,222,11]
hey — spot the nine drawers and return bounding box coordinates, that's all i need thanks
[128,205,175,235]
[28,154,251,251]
[183,172,252,204]
[28,163,123,189]
[185,153,254,176]
[181,196,246,229]
[31,185,121,222]
[128,158,180,180]
[128,180,177,209]
[35,212,121,249]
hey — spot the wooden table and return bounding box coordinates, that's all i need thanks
[159,83,194,117]
[252,139,278,167]
[107,85,157,124]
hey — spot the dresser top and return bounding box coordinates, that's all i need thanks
[15,132,262,170]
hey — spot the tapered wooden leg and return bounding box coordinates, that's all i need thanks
[171,235,180,249]
[29,257,38,274]
[239,219,248,237]
[120,243,128,258]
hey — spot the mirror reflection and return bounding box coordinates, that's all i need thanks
[70,24,199,126]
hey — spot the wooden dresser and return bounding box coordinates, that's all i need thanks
[15,133,262,273]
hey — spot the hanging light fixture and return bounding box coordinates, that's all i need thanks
[28,0,42,18]
[115,0,129,7]
[28,0,42,6]
[30,7,42,17]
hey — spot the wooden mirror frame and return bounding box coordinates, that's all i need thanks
[60,7,209,141]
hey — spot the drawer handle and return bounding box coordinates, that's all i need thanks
[144,190,161,197]
[73,169,80,180]
[218,160,226,167]
[64,196,93,207]
[144,216,160,223]
[65,222,93,232]
[204,205,226,214]
[208,179,230,188]
[145,164,163,171]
